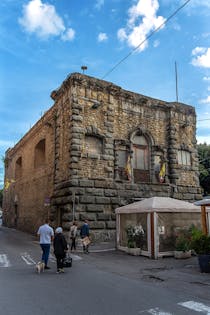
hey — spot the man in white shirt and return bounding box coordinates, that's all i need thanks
[37,218,54,269]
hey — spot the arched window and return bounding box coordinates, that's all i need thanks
[34,139,46,168]
[15,156,22,179]
[132,135,150,183]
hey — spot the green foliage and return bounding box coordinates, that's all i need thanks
[0,189,3,207]
[175,237,190,251]
[127,239,135,248]
[175,229,191,252]
[126,224,144,248]
[197,143,210,194]
[190,226,210,255]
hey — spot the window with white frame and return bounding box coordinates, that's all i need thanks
[177,150,191,166]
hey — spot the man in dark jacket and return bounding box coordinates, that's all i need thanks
[80,220,90,253]
[53,227,68,273]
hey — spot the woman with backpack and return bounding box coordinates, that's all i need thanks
[53,227,68,273]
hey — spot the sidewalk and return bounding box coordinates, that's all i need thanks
[77,243,210,301]
[77,240,116,252]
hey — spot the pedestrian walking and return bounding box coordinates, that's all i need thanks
[80,219,90,253]
[37,218,54,269]
[69,221,78,251]
[53,227,68,274]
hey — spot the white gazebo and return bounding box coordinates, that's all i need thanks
[115,197,203,259]
[194,198,210,235]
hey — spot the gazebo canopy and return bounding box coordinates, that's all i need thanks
[194,198,210,206]
[115,196,200,214]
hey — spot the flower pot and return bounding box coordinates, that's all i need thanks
[198,254,210,273]
[127,248,141,256]
[174,250,191,259]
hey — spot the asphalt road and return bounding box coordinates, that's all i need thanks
[0,225,210,315]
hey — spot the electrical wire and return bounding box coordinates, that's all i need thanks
[101,0,192,80]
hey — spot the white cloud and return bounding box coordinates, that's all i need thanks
[196,136,210,145]
[203,76,210,81]
[117,28,127,41]
[200,96,210,104]
[190,0,210,9]
[153,39,160,48]
[61,28,75,41]
[117,0,166,52]
[202,33,210,39]
[172,22,181,31]
[98,32,108,42]
[19,0,75,41]
[192,47,206,56]
[191,47,210,68]
[95,0,104,10]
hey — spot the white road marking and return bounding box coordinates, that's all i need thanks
[49,254,56,262]
[0,254,11,267]
[179,301,210,314]
[146,308,172,315]
[20,252,36,265]
[70,254,82,261]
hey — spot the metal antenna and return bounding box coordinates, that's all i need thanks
[175,61,179,102]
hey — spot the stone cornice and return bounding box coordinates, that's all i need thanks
[50,73,196,116]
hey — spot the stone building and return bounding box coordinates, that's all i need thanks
[3,73,202,241]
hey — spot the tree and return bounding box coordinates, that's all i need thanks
[0,189,3,208]
[197,143,210,195]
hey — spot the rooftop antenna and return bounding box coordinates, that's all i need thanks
[175,61,179,102]
[81,66,87,74]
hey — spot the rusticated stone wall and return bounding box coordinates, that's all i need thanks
[3,73,202,240]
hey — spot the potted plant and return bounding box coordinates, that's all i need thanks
[174,229,191,259]
[190,226,210,273]
[125,224,144,256]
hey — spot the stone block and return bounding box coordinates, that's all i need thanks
[80,213,96,221]
[95,197,111,204]
[79,179,94,187]
[80,196,95,203]
[86,204,104,212]
[104,189,117,197]
[86,188,104,196]
[62,213,73,221]
[97,213,110,221]
[106,221,116,229]
[89,221,106,229]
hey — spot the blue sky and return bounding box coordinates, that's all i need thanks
[0,0,210,188]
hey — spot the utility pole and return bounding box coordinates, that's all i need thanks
[175,61,179,102]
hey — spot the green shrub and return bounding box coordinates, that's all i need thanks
[190,226,210,255]
[175,229,191,252]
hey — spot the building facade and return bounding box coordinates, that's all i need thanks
[3,73,202,241]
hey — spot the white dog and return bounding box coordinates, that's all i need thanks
[35,261,45,274]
